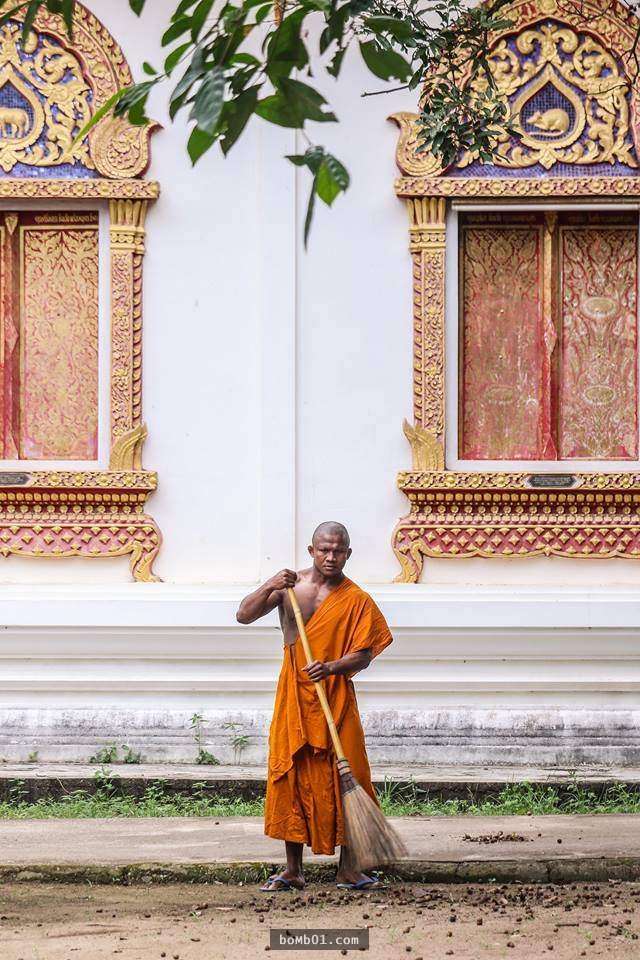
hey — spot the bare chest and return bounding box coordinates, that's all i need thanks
[280,582,332,646]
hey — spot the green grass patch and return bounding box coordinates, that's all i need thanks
[377,779,640,817]
[1,772,639,820]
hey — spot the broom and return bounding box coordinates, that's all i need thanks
[287,587,408,873]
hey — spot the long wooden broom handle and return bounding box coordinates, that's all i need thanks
[287,587,346,762]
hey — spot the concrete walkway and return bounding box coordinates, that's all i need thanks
[2,814,640,883]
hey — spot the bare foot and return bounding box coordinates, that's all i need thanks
[259,871,305,892]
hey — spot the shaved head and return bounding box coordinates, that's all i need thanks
[312,521,350,548]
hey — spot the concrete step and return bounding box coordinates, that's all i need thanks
[2,814,640,884]
[2,763,640,801]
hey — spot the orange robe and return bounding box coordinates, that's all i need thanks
[265,577,392,855]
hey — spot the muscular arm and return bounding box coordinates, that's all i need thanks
[236,569,297,624]
[304,647,372,682]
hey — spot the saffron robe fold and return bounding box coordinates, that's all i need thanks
[264,577,393,855]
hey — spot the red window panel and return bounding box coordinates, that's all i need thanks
[460,224,555,460]
[559,226,638,460]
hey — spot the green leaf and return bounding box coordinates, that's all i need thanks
[314,152,349,206]
[164,41,191,76]
[162,15,191,46]
[192,65,225,135]
[316,160,341,206]
[286,153,308,167]
[319,26,332,55]
[169,88,190,120]
[128,97,150,126]
[326,46,345,79]
[221,85,258,154]
[231,53,260,67]
[115,79,157,116]
[255,93,300,128]
[254,3,272,23]
[359,40,411,81]
[22,0,40,39]
[286,145,324,173]
[323,151,349,189]
[129,0,146,13]
[142,61,157,76]
[266,9,307,81]
[363,16,413,41]
[61,0,74,35]
[71,88,127,147]
[191,0,215,40]
[278,78,336,123]
[188,124,216,164]
[170,45,206,109]
[172,0,198,18]
[303,176,317,248]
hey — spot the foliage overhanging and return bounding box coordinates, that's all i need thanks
[1,0,514,241]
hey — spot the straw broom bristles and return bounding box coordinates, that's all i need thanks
[287,588,408,874]
[336,758,408,872]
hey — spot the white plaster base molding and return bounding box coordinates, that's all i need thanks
[0,584,639,766]
[2,707,640,767]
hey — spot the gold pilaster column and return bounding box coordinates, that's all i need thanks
[406,196,446,451]
[109,199,147,469]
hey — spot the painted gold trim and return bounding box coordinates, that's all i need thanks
[110,200,147,449]
[109,424,147,471]
[403,420,444,472]
[396,177,640,200]
[0,179,160,200]
[406,197,446,436]
[392,472,640,582]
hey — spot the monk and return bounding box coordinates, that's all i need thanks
[236,522,393,892]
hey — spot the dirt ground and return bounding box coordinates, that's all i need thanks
[1,880,639,960]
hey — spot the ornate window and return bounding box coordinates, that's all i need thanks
[456,210,639,466]
[0,5,161,581]
[391,0,640,583]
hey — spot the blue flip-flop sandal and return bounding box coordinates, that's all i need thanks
[335,873,380,890]
[260,873,304,892]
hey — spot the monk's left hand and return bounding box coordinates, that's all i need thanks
[303,659,333,681]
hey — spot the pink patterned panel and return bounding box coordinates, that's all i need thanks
[560,227,638,460]
[460,225,555,460]
[20,223,99,460]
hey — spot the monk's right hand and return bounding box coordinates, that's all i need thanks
[267,568,298,592]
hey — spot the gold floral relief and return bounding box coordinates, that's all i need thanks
[20,221,99,460]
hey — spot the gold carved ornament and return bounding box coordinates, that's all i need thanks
[390,0,640,583]
[392,0,640,181]
[0,3,158,180]
[459,23,636,171]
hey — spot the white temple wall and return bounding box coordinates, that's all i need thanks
[0,2,639,765]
